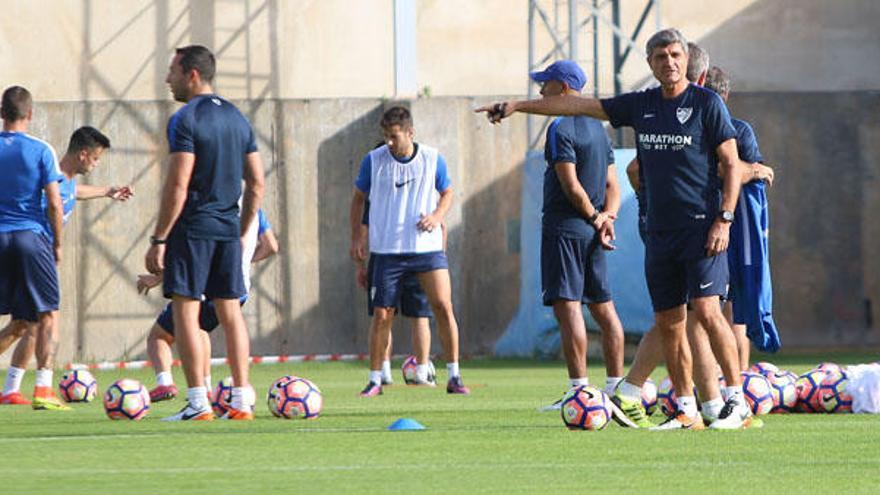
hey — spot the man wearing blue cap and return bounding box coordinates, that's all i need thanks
[531,61,627,415]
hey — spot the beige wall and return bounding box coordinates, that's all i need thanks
[2,0,875,105]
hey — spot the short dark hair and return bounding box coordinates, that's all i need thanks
[67,126,111,154]
[380,106,413,130]
[704,66,731,100]
[175,45,216,84]
[1,86,33,121]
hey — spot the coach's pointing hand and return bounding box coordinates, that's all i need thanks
[475,101,515,124]
[145,244,165,274]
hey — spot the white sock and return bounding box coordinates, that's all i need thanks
[725,386,746,407]
[569,377,589,388]
[447,362,460,379]
[416,364,430,382]
[231,386,255,410]
[381,360,392,380]
[676,395,698,417]
[369,370,383,386]
[702,397,725,419]
[156,371,174,387]
[204,374,212,392]
[187,386,209,411]
[618,380,642,401]
[3,366,26,395]
[35,368,53,388]
[604,376,623,395]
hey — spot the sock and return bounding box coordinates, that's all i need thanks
[381,360,392,381]
[569,377,589,388]
[204,374,212,392]
[3,366,26,395]
[156,371,173,387]
[604,376,623,395]
[618,380,642,401]
[416,364,430,382]
[702,397,725,419]
[369,370,383,386]
[725,386,746,407]
[676,395,698,417]
[231,386,255,410]
[187,386,209,410]
[447,362,460,379]
[35,368,53,388]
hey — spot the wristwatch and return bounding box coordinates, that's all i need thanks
[588,211,600,226]
[149,236,167,245]
[718,210,734,223]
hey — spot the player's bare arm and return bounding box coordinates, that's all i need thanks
[707,138,745,256]
[349,188,367,261]
[599,164,621,250]
[76,184,134,201]
[417,187,452,233]
[145,151,195,274]
[625,158,641,192]
[553,162,609,231]
[251,228,279,263]
[44,181,63,263]
[475,95,609,124]
[240,151,265,237]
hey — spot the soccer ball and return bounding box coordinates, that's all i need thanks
[741,372,774,415]
[815,362,842,375]
[816,369,853,413]
[58,369,97,402]
[656,376,677,416]
[273,377,323,419]
[560,385,612,431]
[641,378,658,416]
[103,378,150,420]
[267,375,296,418]
[401,355,436,384]
[795,369,827,413]
[765,371,798,413]
[748,361,779,376]
[212,376,234,417]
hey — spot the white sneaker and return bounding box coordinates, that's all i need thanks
[708,398,752,430]
[537,396,563,412]
[161,402,214,422]
[649,410,706,431]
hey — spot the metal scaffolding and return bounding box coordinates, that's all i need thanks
[527,0,662,148]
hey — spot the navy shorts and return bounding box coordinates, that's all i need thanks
[156,297,247,336]
[163,232,245,301]
[0,231,60,322]
[645,226,729,312]
[366,256,431,318]
[541,230,611,306]
[369,252,447,310]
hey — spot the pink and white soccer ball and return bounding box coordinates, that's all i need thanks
[641,378,658,416]
[795,369,827,413]
[103,378,150,420]
[273,377,323,419]
[212,376,234,417]
[741,371,774,416]
[59,369,98,403]
[765,371,798,413]
[401,355,436,384]
[560,385,612,431]
[267,375,297,418]
[816,369,853,414]
[748,362,779,376]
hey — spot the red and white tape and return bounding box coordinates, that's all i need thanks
[66,353,370,371]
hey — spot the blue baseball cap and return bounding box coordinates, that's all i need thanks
[530,60,586,91]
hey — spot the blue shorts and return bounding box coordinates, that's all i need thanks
[0,231,60,322]
[645,226,729,312]
[163,232,245,301]
[156,297,247,335]
[541,230,611,306]
[369,252,447,310]
[366,256,431,318]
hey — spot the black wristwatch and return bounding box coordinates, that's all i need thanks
[149,236,167,246]
[718,210,735,223]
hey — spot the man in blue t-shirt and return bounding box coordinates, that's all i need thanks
[145,45,266,421]
[528,61,627,413]
[478,28,755,430]
[0,126,133,407]
[0,85,65,410]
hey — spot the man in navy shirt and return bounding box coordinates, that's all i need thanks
[0,86,65,410]
[145,45,265,421]
[529,61,626,415]
[478,28,754,430]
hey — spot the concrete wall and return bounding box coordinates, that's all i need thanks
[11,97,525,365]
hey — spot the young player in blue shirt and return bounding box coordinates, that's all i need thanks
[478,29,756,430]
[0,126,131,407]
[145,45,265,421]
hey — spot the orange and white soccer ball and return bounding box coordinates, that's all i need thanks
[560,385,612,431]
[103,378,150,420]
[267,375,297,418]
[59,369,97,403]
[273,377,323,419]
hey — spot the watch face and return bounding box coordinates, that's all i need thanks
[721,211,734,222]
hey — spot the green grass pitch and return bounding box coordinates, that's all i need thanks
[1,354,879,494]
